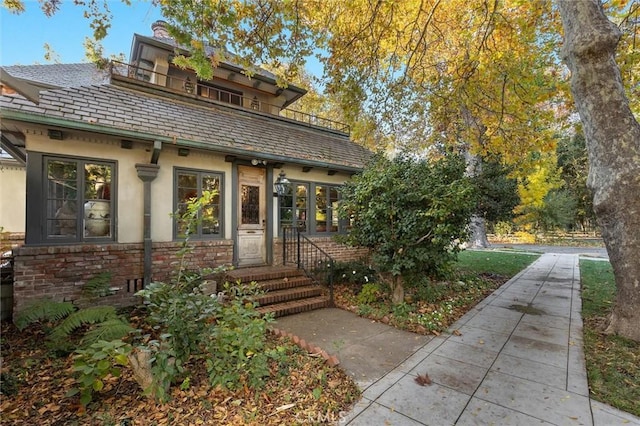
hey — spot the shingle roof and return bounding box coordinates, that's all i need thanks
[2,64,110,88]
[0,82,371,170]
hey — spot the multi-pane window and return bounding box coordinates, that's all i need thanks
[43,157,114,242]
[175,169,222,239]
[315,185,340,233]
[241,185,260,224]
[279,183,308,231]
[279,182,346,234]
[197,82,242,106]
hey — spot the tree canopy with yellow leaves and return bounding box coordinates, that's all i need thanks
[4,0,640,340]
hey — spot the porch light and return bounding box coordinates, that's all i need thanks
[274,170,290,197]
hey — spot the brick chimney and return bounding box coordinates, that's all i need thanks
[151,20,171,38]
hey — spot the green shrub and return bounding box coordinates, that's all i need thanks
[357,283,380,304]
[70,339,132,406]
[338,152,476,303]
[392,302,413,319]
[332,261,377,287]
[205,281,273,390]
[137,280,221,363]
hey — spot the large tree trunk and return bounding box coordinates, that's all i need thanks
[468,215,490,248]
[559,1,640,342]
[464,149,490,248]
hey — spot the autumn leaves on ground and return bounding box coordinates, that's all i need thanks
[0,324,359,425]
[2,251,638,423]
[0,251,523,425]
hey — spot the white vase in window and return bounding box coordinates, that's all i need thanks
[84,200,110,236]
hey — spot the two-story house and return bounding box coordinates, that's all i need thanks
[0,21,371,316]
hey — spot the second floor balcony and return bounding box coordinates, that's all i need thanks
[110,61,350,136]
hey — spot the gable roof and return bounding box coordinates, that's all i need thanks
[0,68,371,171]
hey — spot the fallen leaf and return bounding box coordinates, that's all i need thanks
[415,373,432,386]
[275,403,296,412]
[452,329,462,336]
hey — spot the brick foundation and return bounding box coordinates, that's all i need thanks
[12,239,233,315]
[1,232,25,253]
[273,236,370,266]
[11,235,366,317]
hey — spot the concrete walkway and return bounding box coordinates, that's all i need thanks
[276,253,640,425]
[343,253,639,425]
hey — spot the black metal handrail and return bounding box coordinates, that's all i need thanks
[282,226,335,307]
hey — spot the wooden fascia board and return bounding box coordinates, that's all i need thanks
[0,67,41,104]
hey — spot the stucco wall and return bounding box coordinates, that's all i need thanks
[24,127,235,244]
[0,162,26,234]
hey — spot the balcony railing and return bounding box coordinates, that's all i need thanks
[110,61,350,135]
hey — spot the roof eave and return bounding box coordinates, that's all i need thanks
[130,34,308,98]
[0,109,364,174]
[0,67,42,104]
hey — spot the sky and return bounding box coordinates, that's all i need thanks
[1,1,164,65]
[0,1,325,81]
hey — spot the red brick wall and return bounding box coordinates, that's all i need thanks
[272,236,370,266]
[1,232,25,252]
[11,236,366,317]
[11,239,233,314]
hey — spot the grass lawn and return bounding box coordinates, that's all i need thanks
[456,250,540,276]
[580,259,640,416]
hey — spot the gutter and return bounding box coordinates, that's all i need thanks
[0,109,365,174]
[135,142,161,288]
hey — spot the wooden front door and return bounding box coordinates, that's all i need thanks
[236,166,266,266]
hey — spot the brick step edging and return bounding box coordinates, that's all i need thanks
[268,327,340,368]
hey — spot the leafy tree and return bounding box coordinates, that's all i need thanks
[557,130,596,232]
[536,189,578,232]
[514,153,563,232]
[473,157,519,226]
[467,155,519,246]
[6,0,639,340]
[338,153,476,304]
[559,0,640,341]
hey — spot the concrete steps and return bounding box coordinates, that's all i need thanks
[225,266,328,317]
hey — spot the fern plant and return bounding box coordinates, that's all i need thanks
[82,271,114,298]
[81,318,134,346]
[49,306,118,340]
[14,299,75,331]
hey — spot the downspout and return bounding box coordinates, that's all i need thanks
[135,140,161,287]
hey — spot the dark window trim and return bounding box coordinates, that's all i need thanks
[278,180,348,236]
[173,167,225,241]
[196,81,243,106]
[26,151,117,245]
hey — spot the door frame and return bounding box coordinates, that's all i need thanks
[231,162,275,266]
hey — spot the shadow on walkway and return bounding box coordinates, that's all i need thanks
[275,253,639,425]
